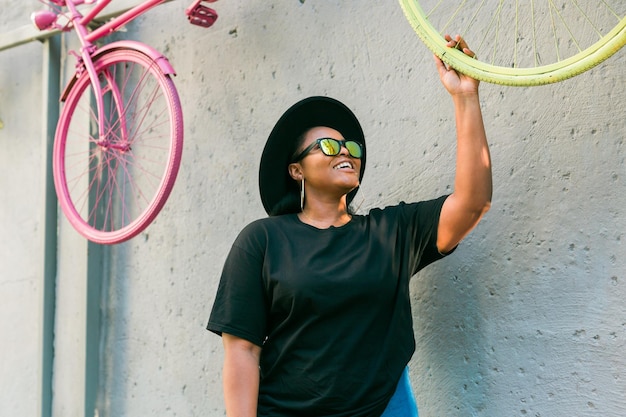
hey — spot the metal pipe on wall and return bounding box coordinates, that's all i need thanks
[39,34,60,417]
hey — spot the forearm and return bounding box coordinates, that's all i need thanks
[452,92,492,214]
[223,335,261,417]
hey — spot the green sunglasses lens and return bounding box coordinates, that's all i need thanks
[345,141,362,158]
[318,138,362,158]
[319,138,341,155]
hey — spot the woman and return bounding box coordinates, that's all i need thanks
[207,35,492,416]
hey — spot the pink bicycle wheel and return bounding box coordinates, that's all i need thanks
[53,48,183,244]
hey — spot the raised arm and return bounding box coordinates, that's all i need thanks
[222,333,262,417]
[435,35,493,254]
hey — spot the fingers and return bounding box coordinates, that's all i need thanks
[444,34,477,59]
[433,53,448,76]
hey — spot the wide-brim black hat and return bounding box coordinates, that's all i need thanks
[259,96,366,216]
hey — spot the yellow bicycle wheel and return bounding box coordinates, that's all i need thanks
[399,0,626,86]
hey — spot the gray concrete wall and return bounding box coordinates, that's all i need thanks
[1,1,624,416]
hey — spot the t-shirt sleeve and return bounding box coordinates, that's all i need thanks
[206,223,268,347]
[397,194,454,275]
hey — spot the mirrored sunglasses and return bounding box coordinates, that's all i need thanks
[292,138,363,162]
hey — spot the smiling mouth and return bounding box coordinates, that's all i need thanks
[333,161,353,170]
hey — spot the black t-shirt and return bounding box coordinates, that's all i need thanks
[207,195,451,417]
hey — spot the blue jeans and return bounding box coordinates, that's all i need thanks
[380,367,419,417]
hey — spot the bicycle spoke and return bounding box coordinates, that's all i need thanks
[531,0,538,66]
[424,0,443,19]
[95,61,166,230]
[461,1,485,40]
[572,0,601,38]
[119,62,166,146]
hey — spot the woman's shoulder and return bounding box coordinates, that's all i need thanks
[242,214,293,230]
[227,216,283,257]
[235,215,295,241]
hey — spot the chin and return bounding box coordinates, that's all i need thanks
[342,181,360,194]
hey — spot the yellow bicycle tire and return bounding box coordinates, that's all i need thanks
[399,0,626,86]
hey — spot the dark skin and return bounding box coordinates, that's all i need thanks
[221,35,492,417]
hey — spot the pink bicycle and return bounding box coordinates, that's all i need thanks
[31,0,218,244]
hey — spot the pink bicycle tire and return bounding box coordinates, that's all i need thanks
[53,48,183,244]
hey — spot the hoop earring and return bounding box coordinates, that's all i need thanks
[300,178,305,211]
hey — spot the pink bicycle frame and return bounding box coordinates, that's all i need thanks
[72,0,172,44]
[61,0,175,139]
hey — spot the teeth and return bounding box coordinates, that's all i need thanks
[334,162,352,170]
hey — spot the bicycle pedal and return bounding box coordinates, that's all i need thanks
[186,1,218,28]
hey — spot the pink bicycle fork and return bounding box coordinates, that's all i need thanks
[65,1,176,141]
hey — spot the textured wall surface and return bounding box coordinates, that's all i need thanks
[0,39,43,417]
[1,1,624,416]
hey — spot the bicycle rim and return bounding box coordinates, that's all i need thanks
[399,0,626,86]
[53,48,183,244]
